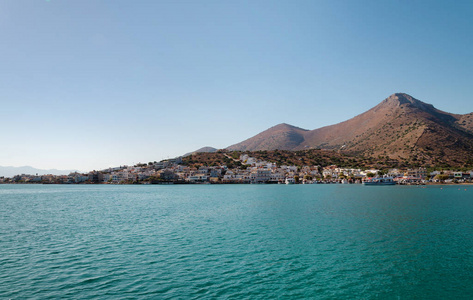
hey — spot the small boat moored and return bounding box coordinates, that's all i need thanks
[285,177,295,184]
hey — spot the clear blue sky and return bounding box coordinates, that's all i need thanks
[1,0,472,171]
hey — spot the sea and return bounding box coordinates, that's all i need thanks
[1,184,473,299]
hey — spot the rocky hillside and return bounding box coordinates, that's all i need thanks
[227,93,473,168]
[227,123,307,152]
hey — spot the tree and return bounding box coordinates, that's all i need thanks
[433,174,449,181]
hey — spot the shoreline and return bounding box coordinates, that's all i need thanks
[1,182,472,186]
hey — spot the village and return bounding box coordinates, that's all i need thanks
[2,154,473,185]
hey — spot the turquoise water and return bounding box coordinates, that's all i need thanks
[1,184,473,299]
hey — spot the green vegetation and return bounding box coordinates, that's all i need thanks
[181,148,473,170]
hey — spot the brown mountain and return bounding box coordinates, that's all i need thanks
[227,93,473,167]
[227,123,308,151]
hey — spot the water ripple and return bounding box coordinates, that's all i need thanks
[2,184,473,299]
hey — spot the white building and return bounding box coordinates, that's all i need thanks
[187,174,208,182]
[270,172,285,183]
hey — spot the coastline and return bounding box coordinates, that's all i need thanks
[1,181,472,186]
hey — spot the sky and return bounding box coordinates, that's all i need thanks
[1,0,472,172]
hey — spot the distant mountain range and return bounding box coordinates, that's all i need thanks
[226,93,473,167]
[0,166,77,178]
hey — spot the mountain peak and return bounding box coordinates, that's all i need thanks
[226,123,308,151]
[273,123,308,131]
[383,93,434,111]
[183,146,217,157]
[386,93,417,104]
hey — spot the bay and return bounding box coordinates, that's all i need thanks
[1,184,473,299]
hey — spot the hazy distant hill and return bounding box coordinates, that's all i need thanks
[227,93,473,167]
[0,166,77,177]
[183,146,218,157]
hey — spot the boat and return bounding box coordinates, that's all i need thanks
[362,176,396,186]
[285,177,295,184]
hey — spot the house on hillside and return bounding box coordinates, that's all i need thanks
[270,171,285,183]
[406,168,427,179]
[250,168,271,184]
[187,174,208,183]
[159,169,178,181]
[454,172,471,180]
